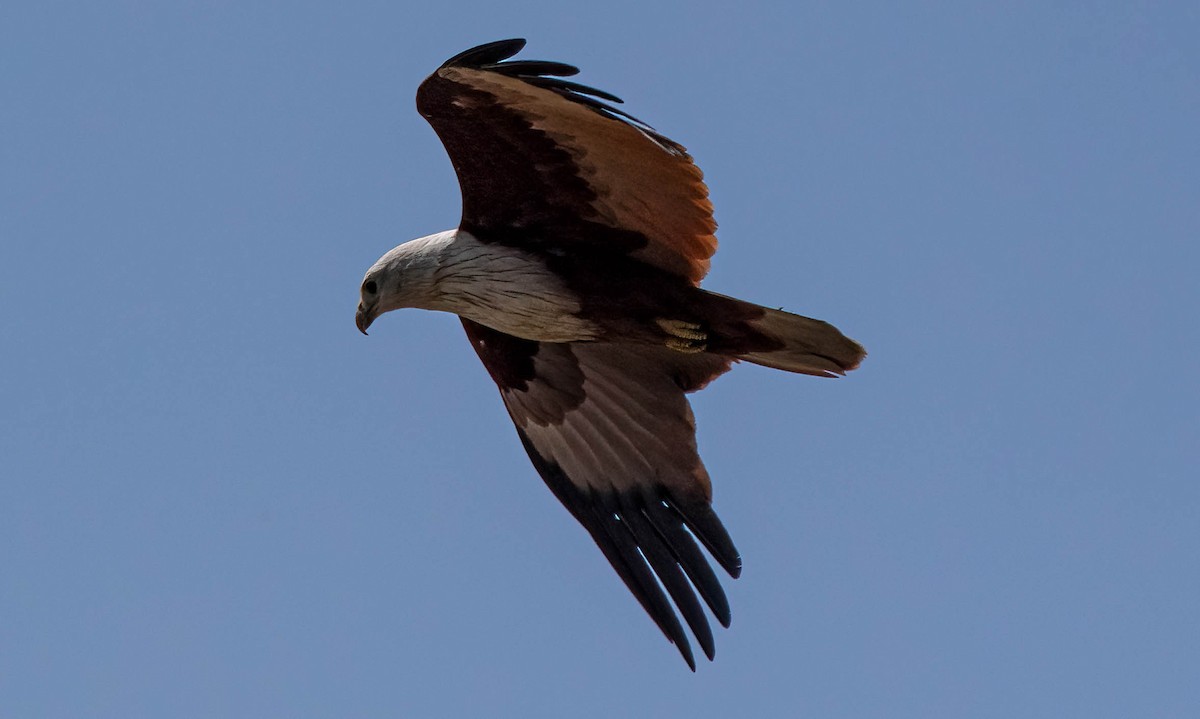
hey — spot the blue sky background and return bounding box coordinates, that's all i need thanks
[3,2,1198,717]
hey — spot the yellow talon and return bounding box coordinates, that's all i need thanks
[656,318,707,341]
[657,318,708,353]
[665,337,707,353]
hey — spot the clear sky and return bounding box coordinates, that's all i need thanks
[3,2,1198,717]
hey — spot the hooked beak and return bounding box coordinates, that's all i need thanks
[355,302,375,335]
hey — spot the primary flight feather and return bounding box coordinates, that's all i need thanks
[355,38,866,669]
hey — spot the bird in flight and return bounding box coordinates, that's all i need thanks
[355,39,865,669]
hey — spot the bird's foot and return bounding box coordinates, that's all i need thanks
[657,318,708,353]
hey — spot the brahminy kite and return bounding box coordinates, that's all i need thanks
[355,39,866,669]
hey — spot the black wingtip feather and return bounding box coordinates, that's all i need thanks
[620,498,717,662]
[436,39,686,154]
[642,498,732,628]
[523,77,624,103]
[514,425,742,669]
[486,60,580,78]
[440,38,526,69]
[591,495,697,670]
[670,496,743,579]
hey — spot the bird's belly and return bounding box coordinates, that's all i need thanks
[434,238,601,343]
[452,287,600,342]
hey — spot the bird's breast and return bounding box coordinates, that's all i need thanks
[432,232,601,343]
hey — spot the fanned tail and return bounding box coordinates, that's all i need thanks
[698,290,866,378]
[738,305,865,377]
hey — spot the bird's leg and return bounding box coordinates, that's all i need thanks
[655,318,709,353]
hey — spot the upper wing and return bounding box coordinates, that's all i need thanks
[417,39,718,285]
[462,319,741,669]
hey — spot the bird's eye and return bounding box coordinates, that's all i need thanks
[363,280,378,295]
